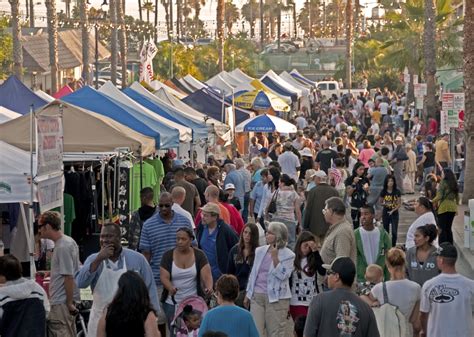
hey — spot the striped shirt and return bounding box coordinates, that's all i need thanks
[139,211,193,286]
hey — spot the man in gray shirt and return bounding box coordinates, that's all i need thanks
[39,211,80,337]
[304,257,380,337]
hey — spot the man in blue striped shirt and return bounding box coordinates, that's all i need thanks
[139,192,193,330]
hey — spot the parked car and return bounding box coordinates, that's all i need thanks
[195,38,213,46]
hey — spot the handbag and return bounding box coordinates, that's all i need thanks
[267,189,279,215]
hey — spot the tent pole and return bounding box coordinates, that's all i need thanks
[140,155,143,192]
[101,161,105,226]
[29,105,36,278]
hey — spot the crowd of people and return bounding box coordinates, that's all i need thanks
[0,88,473,337]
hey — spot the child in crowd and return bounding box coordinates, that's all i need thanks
[177,305,202,337]
[289,231,326,320]
[359,264,384,304]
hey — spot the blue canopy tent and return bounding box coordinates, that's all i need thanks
[182,88,253,125]
[289,69,317,87]
[0,75,48,114]
[62,86,179,149]
[260,76,298,102]
[123,87,208,141]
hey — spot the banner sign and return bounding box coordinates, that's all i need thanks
[37,174,63,212]
[36,115,63,177]
[414,83,427,98]
[442,93,463,128]
[139,39,158,84]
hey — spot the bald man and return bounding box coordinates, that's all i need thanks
[171,186,194,227]
[194,185,231,227]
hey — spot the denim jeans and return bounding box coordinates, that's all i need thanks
[382,208,399,247]
[161,301,176,337]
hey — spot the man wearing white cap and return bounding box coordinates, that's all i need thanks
[390,135,408,194]
[303,170,339,241]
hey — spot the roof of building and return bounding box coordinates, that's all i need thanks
[21,29,110,72]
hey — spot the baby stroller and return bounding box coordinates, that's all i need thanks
[171,296,208,337]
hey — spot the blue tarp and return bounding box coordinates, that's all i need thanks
[261,76,298,102]
[122,88,208,141]
[0,76,48,114]
[182,88,252,125]
[62,86,179,149]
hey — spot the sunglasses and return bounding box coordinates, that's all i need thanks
[159,203,172,208]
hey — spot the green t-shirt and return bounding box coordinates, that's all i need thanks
[145,158,165,204]
[129,162,158,212]
[52,193,76,236]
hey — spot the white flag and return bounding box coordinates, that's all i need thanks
[139,39,158,84]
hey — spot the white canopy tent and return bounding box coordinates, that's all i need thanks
[219,71,246,87]
[230,68,254,83]
[206,74,234,96]
[183,74,207,91]
[150,80,187,99]
[34,90,55,102]
[0,106,21,124]
[262,70,305,97]
[279,71,312,91]
[99,81,192,143]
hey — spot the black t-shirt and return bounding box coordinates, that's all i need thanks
[423,152,435,168]
[192,177,208,206]
[316,149,338,173]
[345,175,369,208]
[380,188,401,211]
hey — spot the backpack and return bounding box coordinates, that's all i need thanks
[372,282,408,337]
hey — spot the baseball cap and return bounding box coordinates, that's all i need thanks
[435,242,458,259]
[311,170,327,178]
[259,147,268,154]
[322,256,356,279]
[224,183,236,191]
[201,202,221,216]
[296,130,304,136]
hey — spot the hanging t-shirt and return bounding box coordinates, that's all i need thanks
[129,162,158,212]
[145,158,165,204]
[52,193,76,237]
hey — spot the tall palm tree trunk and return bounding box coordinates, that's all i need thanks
[110,0,118,85]
[292,4,297,38]
[216,0,225,71]
[10,0,23,79]
[118,0,127,88]
[138,0,143,21]
[423,0,437,121]
[46,0,59,94]
[345,0,353,89]
[259,0,264,49]
[29,0,34,27]
[79,0,91,85]
[462,0,474,201]
[169,0,173,41]
[176,0,181,41]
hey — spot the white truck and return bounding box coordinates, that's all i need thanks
[316,80,367,98]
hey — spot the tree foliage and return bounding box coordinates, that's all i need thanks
[0,16,13,79]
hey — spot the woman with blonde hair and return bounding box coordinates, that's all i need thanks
[244,222,295,337]
[250,157,265,185]
[368,247,421,336]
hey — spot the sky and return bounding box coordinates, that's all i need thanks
[0,0,378,35]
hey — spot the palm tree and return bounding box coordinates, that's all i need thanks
[9,0,23,79]
[224,0,239,35]
[154,0,159,29]
[109,0,118,85]
[78,0,91,85]
[345,0,353,89]
[241,0,259,38]
[298,0,323,37]
[423,0,437,120]
[190,0,206,32]
[29,0,35,27]
[138,0,143,21]
[216,0,225,71]
[463,0,474,201]
[142,1,155,23]
[161,0,171,40]
[117,0,127,88]
[380,0,461,111]
[45,0,59,94]
[288,0,297,38]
